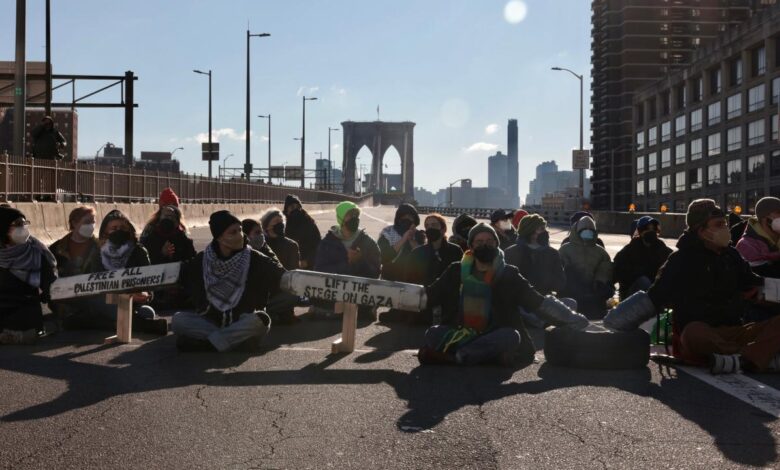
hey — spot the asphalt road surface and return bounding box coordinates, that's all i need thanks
[1,205,778,469]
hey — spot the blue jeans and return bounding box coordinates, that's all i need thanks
[424,325,521,365]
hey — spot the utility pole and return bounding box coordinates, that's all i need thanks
[328,126,340,191]
[245,30,270,180]
[13,0,26,159]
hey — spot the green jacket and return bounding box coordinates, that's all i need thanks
[559,224,613,286]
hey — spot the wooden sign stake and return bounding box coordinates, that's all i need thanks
[331,301,358,354]
[104,293,133,344]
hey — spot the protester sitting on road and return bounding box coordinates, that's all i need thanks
[736,197,780,278]
[61,209,168,334]
[50,206,101,278]
[172,210,284,352]
[283,194,322,269]
[561,211,605,248]
[490,209,517,251]
[448,213,477,252]
[378,203,424,282]
[0,207,57,344]
[261,208,300,271]
[511,209,529,231]
[559,215,614,318]
[418,223,588,367]
[613,216,672,300]
[605,199,780,375]
[405,213,463,324]
[313,202,381,318]
[139,204,196,311]
[31,116,66,160]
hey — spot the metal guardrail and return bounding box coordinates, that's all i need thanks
[0,155,371,204]
[417,206,576,227]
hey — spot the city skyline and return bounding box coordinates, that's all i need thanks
[0,0,592,199]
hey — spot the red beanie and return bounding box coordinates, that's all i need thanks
[512,210,529,228]
[159,188,179,207]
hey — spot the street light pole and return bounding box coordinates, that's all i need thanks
[193,69,213,178]
[328,126,340,191]
[552,66,585,198]
[258,114,271,183]
[301,96,318,189]
[448,178,470,207]
[246,30,271,181]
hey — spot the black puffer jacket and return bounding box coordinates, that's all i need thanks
[140,225,196,266]
[505,241,566,296]
[267,236,301,271]
[613,236,673,299]
[284,208,322,268]
[647,231,763,330]
[0,247,57,332]
[314,228,381,279]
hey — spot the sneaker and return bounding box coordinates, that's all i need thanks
[0,329,37,345]
[710,353,742,374]
[176,335,216,352]
[417,347,455,365]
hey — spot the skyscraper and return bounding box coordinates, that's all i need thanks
[590,0,761,210]
[507,119,519,206]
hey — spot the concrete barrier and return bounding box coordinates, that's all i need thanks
[592,210,688,239]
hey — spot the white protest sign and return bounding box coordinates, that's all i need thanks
[764,277,780,304]
[50,263,181,301]
[280,270,427,312]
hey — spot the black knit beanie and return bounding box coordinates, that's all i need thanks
[209,210,241,239]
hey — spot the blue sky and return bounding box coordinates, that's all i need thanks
[0,0,592,201]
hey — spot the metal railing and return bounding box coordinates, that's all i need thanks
[417,206,576,227]
[0,155,370,204]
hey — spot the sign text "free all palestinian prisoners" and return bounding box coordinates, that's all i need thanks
[50,263,181,300]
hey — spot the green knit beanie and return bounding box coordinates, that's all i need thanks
[336,201,360,226]
[517,214,547,240]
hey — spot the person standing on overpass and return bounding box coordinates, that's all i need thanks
[283,195,321,269]
[31,116,66,160]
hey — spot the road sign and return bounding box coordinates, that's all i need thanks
[50,263,181,300]
[572,149,590,170]
[270,166,285,178]
[201,142,219,161]
[285,166,303,180]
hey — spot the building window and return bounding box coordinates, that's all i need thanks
[747,154,766,181]
[772,77,780,105]
[772,150,780,176]
[690,108,702,132]
[710,67,721,95]
[726,192,743,212]
[748,118,766,146]
[773,114,778,141]
[691,138,703,160]
[748,189,765,215]
[730,57,743,87]
[648,178,658,196]
[677,84,687,110]
[637,156,645,175]
[675,114,686,137]
[707,132,721,157]
[648,152,658,171]
[693,77,703,102]
[708,101,721,126]
[662,175,672,195]
[753,46,766,77]
[648,127,658,146]
[675,142,686,164]
[748,84,766,112]
[637,180,645,196]
[636,131,645,151]
[727,93,742,119]
[727,158,742,184]
[708,163,721,186]
[662,148,671,168]
[661,121,671,142]
[689,167,703,190]
[727,126,742,151]
[675,171,686,192]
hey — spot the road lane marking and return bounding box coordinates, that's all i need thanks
[677,365,780,418]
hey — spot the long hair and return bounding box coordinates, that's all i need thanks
[145,205,187,231]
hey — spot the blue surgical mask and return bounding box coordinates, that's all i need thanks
[580,229,596,241]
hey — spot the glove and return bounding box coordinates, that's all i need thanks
[603,291,656,331]
[535,296,589,330]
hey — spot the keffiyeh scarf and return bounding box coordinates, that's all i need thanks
[202,242,251,315]
[101,241,134,270]
[0,236,56,288]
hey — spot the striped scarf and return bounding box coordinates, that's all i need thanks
[459,249,505,333]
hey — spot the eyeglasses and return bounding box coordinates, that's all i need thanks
[10,220,30,228]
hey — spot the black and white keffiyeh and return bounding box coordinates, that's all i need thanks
[202,243,251,314]
[379,225,404,247]
[101,241,134,270]
[0,236,56,288]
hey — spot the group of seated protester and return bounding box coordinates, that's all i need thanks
[6,193,780,375]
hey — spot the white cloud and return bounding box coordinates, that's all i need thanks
[331,144,340,150]
[464,142,499,153]
[504,0,528,24]
[260,135,269,142]
[190,128,253,143]
[485,123,499,135]
[296,85,320,97]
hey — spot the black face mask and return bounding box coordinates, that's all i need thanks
[108,230,131,246]
[159,218,177,233]
[344,218,360,233]
[425,228,442,243]
[395,219,413,234]
[641,231,658,245]
[473,245,498,263]
[537,231,550,247]
[272,223,285,237]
